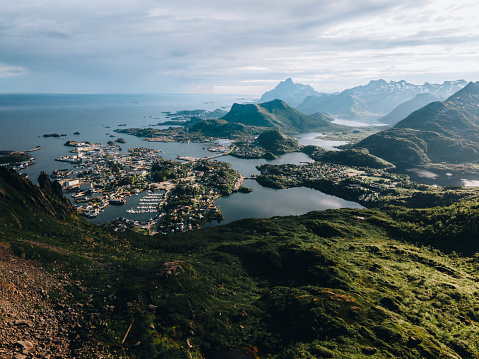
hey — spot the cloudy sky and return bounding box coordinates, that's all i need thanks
[1,0,479,95]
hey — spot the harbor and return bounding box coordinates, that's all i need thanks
[54,140,243,234]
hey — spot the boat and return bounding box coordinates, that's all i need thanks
[109,198,126,205]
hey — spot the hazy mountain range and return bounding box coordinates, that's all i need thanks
[230,79,479,167]
[260,78,468,121]
[378,93,440,125]
[297,79,468,118]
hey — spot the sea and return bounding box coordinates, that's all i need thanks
[0,93,416,226]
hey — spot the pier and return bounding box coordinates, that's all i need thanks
[12,146,41,154]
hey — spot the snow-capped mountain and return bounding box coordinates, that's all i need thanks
[296,79,468,118]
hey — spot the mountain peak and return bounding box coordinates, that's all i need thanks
[297,79,468,117]
[258,78,323,106]
[221,99,335,133]
[367,79,388,86]
[445,81,479,104]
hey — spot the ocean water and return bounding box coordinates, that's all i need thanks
[0,93,246,181]
[0,93,362,225]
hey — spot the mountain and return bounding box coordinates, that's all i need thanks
[221,99,337,133]
[256,129,301,154]
[4,167,479,358]
[296,79,468,118]
[189,119,265,137]
[258,78,325,106]
[355,81,479,165]
[379,93,439,125]
[314,147,395,169]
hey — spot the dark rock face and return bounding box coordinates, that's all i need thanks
[38,171,52,193]
[38,171,66,200]
[0,167,74,217]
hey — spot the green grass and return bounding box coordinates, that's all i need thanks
[3,168,479,358]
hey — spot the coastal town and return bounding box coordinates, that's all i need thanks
[51,140,244,234]
[5,114,477,236]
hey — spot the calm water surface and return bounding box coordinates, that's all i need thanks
[204,179,362,227]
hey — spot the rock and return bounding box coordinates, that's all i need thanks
[13,353,26,359]
[362,347,377,355]
[14,319,33,327]
[15,340,34,351]
[408,336,423,347]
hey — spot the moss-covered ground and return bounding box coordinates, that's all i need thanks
[2,169,479,358]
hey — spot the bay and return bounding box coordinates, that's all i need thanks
[0,93,362,226]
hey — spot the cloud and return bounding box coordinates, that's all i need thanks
[0,65,25,77]
[1,0,479,93]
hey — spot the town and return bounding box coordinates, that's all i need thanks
[52,140,244,234]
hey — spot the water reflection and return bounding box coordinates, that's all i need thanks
[220,152,313,177]
[294,132,347,150]
[462,179,479,186]
[332,118,387,127]
[204,180,363,227]
[406,168,479,186]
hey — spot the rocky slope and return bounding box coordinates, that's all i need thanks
[0,167,74,219]
[0,245,112,359]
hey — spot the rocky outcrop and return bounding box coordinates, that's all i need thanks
[0,167,74,217]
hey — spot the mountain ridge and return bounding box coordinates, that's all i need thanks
[296,79,468,118]
[258,78,325,106]
[379,93,439,125]
[355,81,479,165]
[221,99,337,133]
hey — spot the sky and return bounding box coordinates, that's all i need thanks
[1,0,479,95]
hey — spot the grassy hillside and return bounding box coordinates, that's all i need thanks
[221,99,337,133]
[356,82,479,166]
[256,129,301,155]
[3,169,479,358]
[379,93,439,125]
[313,148,395,169]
